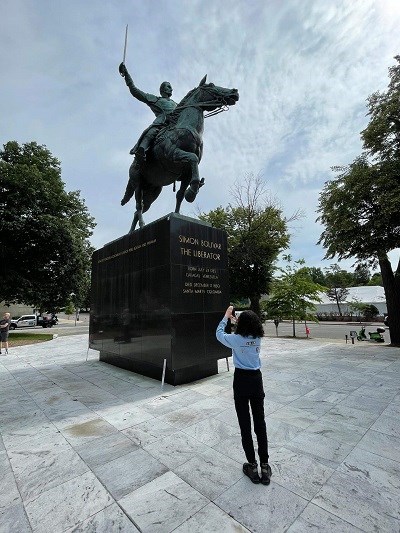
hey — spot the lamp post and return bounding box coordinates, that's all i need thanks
[70,292,77,326]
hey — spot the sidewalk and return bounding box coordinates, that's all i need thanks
[1,335,399,532]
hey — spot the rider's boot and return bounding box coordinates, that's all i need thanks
[131,136,151,160]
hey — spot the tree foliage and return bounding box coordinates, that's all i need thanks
[348,301,379,321]
[317,56,400,344]
[303,266,326,286]
[367,272,383,286]
[64,300,75,317]
[324,264,353,316]
[361,56,400,161]
[0,141,96,311]
[300,264,371,288]
[317,157,400,263]
[199,173,293,316]
[353,262,371,285]
[265,257,326,337]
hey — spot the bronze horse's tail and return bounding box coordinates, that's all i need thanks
[121,161,137,206]
[121,185,133,206]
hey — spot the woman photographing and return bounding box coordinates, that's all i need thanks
[216,305,271,485]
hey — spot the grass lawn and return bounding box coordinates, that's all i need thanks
[7,333,54,347]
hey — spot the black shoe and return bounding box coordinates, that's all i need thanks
[260,463,272,485]
[243,462,260,484]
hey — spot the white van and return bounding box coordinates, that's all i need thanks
[9,315,37,329]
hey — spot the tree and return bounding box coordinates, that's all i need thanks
[0,141,95,311]
[80,278,92,312]
[199,173,294,316]
[368,272,383,286]
[353,263,371,285]
[349,301,379,321]
[363,304,379,321]
[317,56,400,344]
[64,300,75,319]
[361,56,400,161]
[324,264,353,316]
[304,266,326,286]
[265,256,326,337]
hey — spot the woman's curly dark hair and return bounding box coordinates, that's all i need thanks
[235,310,264,338]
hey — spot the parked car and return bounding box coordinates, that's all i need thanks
[9,315,37,329]
[10,314,58,329]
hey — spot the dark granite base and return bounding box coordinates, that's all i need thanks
[90,213,230,385]
[99,351,218,385]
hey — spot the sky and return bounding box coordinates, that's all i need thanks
[2,0,400,272]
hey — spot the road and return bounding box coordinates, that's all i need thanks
[10,322,89,337]
[10,318,390,343]
[264,320,389,343]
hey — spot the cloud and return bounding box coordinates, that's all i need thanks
[1,0,399,271]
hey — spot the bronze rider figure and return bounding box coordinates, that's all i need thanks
[119,62,177,162]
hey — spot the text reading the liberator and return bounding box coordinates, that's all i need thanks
[178,235,222,261]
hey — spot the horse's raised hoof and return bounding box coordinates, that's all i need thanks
[121,198,127,206]
[185,183,200,203]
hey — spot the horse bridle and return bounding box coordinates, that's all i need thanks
[174,86,231,119]
[157,85,231,192]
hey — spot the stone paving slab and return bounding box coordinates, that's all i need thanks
[0,334,399,532]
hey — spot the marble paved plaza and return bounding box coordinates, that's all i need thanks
[1,334,400,532]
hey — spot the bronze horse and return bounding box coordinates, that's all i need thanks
[121,76,239,232]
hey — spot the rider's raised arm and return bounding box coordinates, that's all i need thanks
[119,62,157,105]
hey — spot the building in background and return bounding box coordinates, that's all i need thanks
[0,302,37,318]
[314,286,387,317]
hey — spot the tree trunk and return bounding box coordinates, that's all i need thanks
[379,255,400,346]
[335,290,342,316]
[249,295,261,318]
[292,317,296,337]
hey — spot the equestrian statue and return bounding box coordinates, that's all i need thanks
[119,62,239,232]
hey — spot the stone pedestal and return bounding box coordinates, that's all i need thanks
[89,213,229,385]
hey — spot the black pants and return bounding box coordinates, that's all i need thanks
[233,368,269,464]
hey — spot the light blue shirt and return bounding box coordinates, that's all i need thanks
[216,318,261,370]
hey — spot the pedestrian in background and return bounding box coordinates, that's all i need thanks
[0,312,11,355]
[216,305,272,485]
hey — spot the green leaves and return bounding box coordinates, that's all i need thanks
[0,141,96,311]
[199,173,291,315]
[317,157,400,262]
[317,56,400,344]
[265,257,325,335]
[362,56,400,161]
